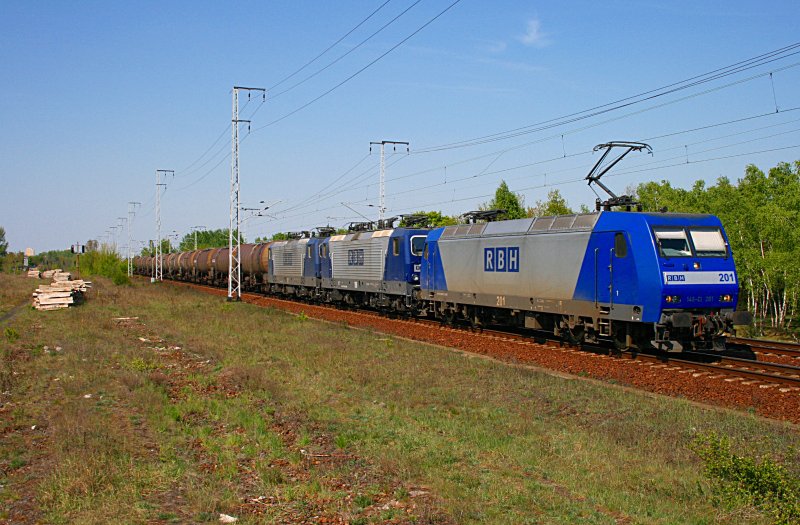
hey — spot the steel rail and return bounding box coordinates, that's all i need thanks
[728,336,800,358]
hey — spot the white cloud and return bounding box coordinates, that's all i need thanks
[519,18,550,48]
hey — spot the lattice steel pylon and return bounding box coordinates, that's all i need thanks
[155,169,173,282]
[127,201,140,276]
[369,140,409,221]
[228,86,265,301]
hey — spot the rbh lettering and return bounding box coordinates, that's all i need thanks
[484,247,519,272]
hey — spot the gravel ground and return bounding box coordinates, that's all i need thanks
[170,281,800,425]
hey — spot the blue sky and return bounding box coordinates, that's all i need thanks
[2,1,799,252]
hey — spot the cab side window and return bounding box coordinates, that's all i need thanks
[392,238,400,256]
[615,233,627,258]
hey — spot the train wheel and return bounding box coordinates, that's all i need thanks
[565,324,585,345]
[560,316,584,345]
[611,324,628,355]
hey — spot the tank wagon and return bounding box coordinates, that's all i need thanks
[133,210,751,352]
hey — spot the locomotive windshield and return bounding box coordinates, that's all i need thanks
[689,228,727,257]
[410,235,426,256]
[654,228,692,257]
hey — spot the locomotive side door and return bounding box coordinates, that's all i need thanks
[593,231,633,311]
[421,241,439,291]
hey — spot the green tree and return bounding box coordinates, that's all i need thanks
[1,252,23,274]
[400,211,458,227]
[29,249,75,270]
[0,226,7,256]
[636,160,800,335]
[177,229,243,251]
[482,181,527,220]
[527,189,575,217]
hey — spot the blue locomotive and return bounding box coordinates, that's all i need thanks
[134,211,750,352]
[420,211,750,351]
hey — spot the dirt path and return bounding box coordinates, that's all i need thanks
[0,299,30,324]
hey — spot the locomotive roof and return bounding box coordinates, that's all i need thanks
[329,227,428,242]
[441,213,600,238]
[438,210,721,239]
[640,212,714,219]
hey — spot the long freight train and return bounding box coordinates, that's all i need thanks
[134,211,752,352]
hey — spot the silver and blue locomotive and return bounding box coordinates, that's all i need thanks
[419,211,750,351]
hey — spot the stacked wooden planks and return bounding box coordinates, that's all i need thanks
[32,279,91,311]
[52,271,72,282]
[27,269,41,278]
[40,269,62,279]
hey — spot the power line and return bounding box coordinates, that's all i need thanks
[182,105,800,238]
[268,0,394,92]
[375,143,800,219]
[154,40,800,240]
[267,0,423,102]
[171,144,231,192]
[264,152,408,221]
[385,106,800,189]
[176,124,231,175]
[290,153,373,207]
[289,123,800,222]
[385,125,800,203]
[251,0,463,132]
[414,42,800,152]
[380,84,800,194]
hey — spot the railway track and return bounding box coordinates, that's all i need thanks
[728,336,800,359]
[403,316,800,389]
[664,352,800,389]
[434,321,800,389]
[154,278,800,395]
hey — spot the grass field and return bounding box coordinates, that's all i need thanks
[1,273,798,524]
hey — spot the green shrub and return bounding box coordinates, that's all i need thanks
[691,432,800,524]
[4,327,19,343]
[79,248,130,285]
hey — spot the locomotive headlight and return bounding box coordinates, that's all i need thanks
[719,294,733,302]
[693,262,701,270]
[665,295,681,303]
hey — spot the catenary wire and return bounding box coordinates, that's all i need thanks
[413,42,800,152]
[267,0,422,101]
[267,0,394,92]
[251,0,463,132]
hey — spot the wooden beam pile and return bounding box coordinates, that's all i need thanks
[32,279,91,311]
[52,271,72,282]
[27,269,41,278]
[40,269,62,279]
